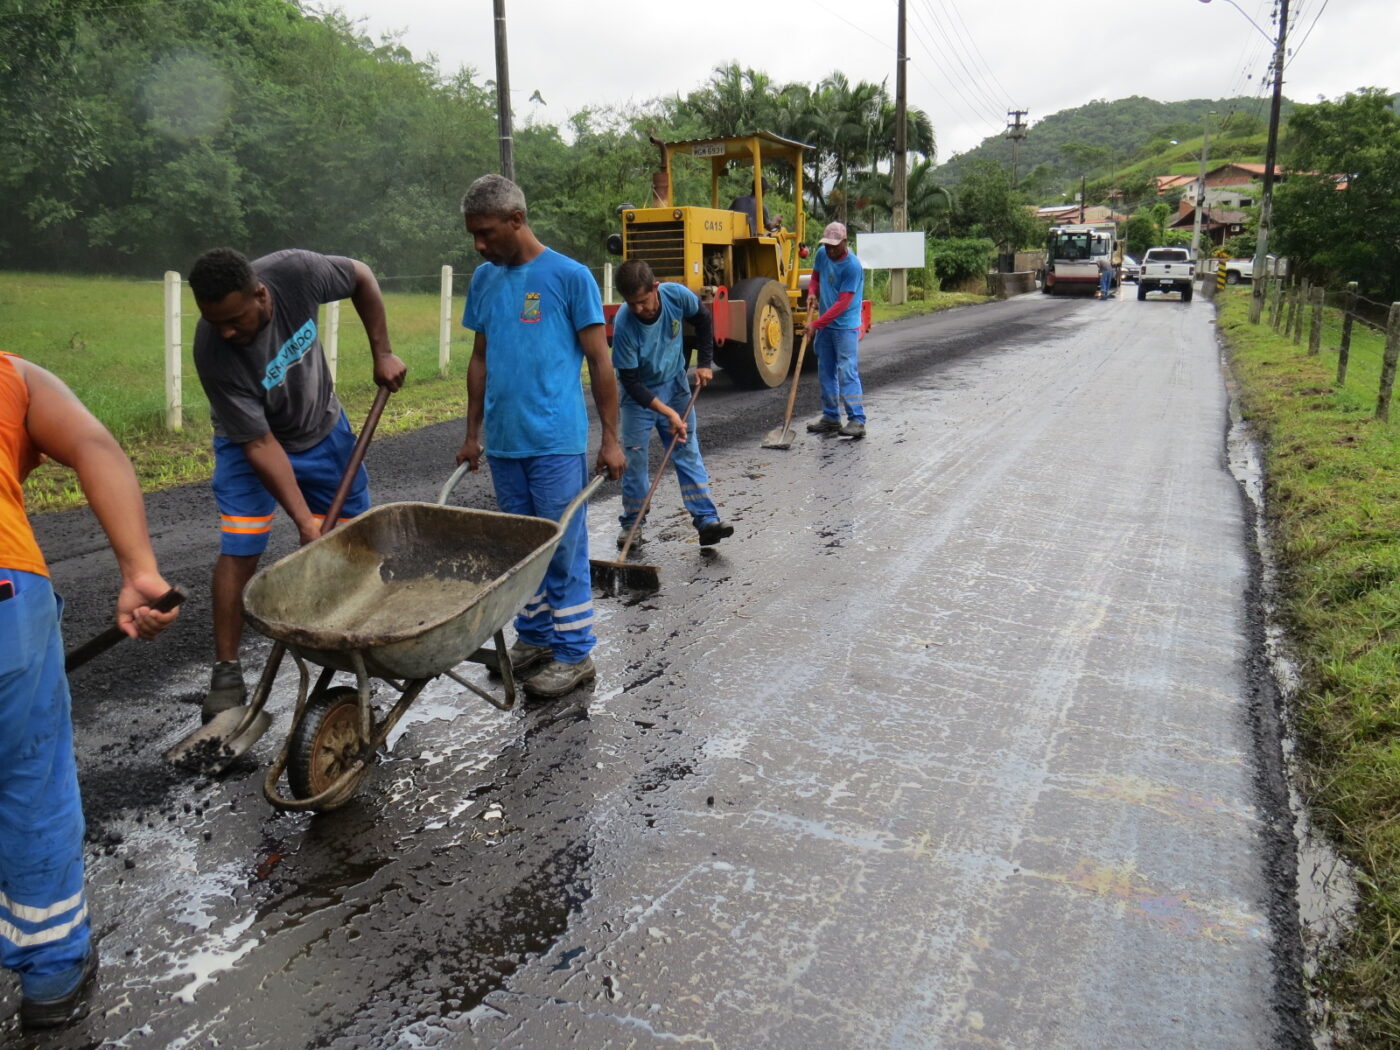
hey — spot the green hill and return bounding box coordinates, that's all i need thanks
[936,95,1291,204]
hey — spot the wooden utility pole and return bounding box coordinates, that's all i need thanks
[889,0,909,305]
[493,0,514,181]
[1250,0,1289,324]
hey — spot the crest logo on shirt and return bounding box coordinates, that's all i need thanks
[521,292,541,324]
[670,319,681,339]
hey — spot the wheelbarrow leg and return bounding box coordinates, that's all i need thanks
[456,629,521,711]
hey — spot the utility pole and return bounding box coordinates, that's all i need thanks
[1189,112,1213,265]
[492,0,514,181]
[1251,0,1289,324]
[1006,109,1028,188]
[889,0,909,305]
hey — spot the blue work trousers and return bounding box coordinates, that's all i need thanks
[0,570,90,992]
[1099,268,1113,298]
[620,373,720,531]
[814,327,866,424]
[488,454,595,664]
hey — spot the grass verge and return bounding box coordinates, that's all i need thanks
[1217,286,1400,1046]
[3,270,985,513]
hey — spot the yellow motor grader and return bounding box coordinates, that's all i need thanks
[605,131,815,388]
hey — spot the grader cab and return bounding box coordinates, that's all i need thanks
[605,131,813,388]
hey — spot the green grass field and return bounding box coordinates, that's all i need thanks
[1218,286,1400,1046]
[0,270,984,511]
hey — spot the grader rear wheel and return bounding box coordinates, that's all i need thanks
[719,277,793,388]
[288,686,371,802]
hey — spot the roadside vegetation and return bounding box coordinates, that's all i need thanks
[4,271,985,513]
[1218,287,1400,1047]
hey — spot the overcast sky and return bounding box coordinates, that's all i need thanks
[324,0,1396,160]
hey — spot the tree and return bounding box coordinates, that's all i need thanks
[1271,88,1400,299]
[949,160,1044,250]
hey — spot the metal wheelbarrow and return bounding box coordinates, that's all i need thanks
[239,467,602,812]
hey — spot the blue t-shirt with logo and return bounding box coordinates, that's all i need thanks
[463,248,604,458]
[611,283,699,396]
[814,245,865,329]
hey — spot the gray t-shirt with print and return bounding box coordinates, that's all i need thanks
[194,250,356,452]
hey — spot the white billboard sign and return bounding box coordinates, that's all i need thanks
[853,231,926,269]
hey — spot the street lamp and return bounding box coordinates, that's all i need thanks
[1198,0,1289,323]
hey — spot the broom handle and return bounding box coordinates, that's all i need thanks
[777,300,816,433]
[617,383,703,562]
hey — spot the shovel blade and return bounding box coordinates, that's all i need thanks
[761,424,796,450]
[164,706,273,775]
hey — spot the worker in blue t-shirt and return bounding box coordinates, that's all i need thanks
[805,222,867,439]
[458,174,625,699]
[611,259,733,549]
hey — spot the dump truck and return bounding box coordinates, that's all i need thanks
[1042,222,1122,296]
[605,130,869,389]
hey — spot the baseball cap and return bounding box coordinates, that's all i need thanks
[819,221,847,246]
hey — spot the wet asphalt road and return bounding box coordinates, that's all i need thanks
[7,289,1309,1048]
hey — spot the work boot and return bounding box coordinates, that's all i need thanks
[203,660,246,724]
[839,420,866,439]
[616,525,644,550]
[697,520,734,546]
[20,945,99,1031]
[522,656,596,699]
[498,639,552,679]
[806,416,842,434]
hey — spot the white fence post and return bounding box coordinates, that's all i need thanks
[603,262,614,305]
[163,271,182,431]
[439,264,453,377]
[324,300,340,382]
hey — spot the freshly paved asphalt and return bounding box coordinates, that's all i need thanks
[7,288,1310,1048]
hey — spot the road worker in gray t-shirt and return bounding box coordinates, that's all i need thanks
[189,247,406,722]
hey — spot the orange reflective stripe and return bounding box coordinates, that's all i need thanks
[220,513,273,535]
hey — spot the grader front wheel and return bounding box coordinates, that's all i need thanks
[720,277,793,389]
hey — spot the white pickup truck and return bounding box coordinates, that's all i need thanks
[1137,247,1195,302]
[1221,258,1253,284]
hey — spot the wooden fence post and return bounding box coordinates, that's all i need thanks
[603,262,614,306]
[1292,279,1310,344]
[1337,282,1357,386]
[1376,302,1400,422]
[1270,276,1285,331]
[1284,280,1299,341]
[1308,286,1324,355]
[163,271,182,431]
[324,300,340,383]
[439,264,453,377]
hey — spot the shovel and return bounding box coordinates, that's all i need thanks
[589,383,702,595]
[164,386,392,774]
[761,301,816,450]
[64,586,186,673]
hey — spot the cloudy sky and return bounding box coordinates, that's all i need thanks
[325,0,1396,159]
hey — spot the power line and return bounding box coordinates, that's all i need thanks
[906,1,1006,130]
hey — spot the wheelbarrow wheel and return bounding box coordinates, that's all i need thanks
[288,686,371,801]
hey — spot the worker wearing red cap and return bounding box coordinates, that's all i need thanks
[804,222,867,439]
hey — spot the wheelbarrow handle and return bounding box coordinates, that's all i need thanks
[437,466,604,524]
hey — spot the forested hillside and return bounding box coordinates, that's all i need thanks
[935,94,1293,200]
